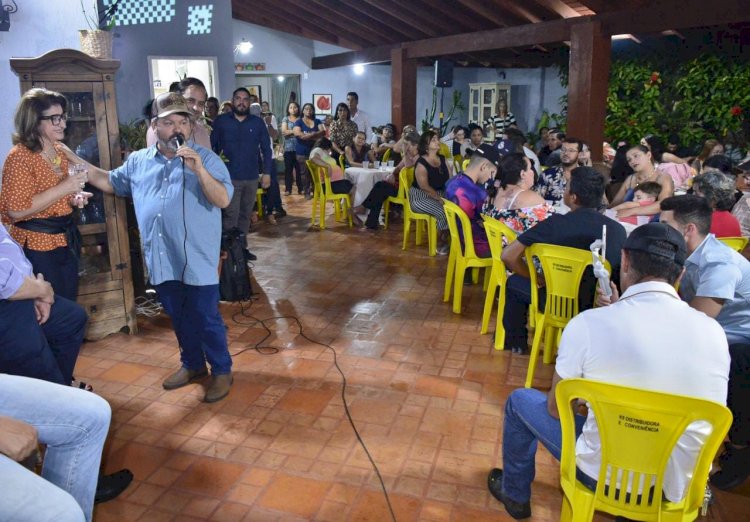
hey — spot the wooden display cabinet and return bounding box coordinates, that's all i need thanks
[11,49,137,340]
[468,82,512,142]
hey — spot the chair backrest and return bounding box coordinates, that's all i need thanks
[453,154,463,173]
[525,243,608,328]
[338,153,346,172]
[306,159,327,197]
[382,148,392,163]
[718,236,749,253]
[443,199,479,259]
[556,378,732,519]
[399,167,415,212]
[462,158,470,171]
[483,215,518,263]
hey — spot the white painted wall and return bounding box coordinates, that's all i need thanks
[0,0,89,162]
[232,19,566,137]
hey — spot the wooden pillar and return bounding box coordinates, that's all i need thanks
[391,47,417,132]
[566,21,611,162]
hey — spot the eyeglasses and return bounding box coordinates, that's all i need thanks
[561,147,579,154]
[39,114,67,125]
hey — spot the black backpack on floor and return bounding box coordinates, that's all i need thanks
[219,229,252,301]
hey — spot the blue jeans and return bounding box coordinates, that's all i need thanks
[0,296,87,385]
[155,281,231,374]
[0,374,111,521]
[501,388,590,503]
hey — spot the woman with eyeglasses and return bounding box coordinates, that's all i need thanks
[1,88,91,302]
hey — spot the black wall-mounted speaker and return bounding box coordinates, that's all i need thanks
[434,59,454,87]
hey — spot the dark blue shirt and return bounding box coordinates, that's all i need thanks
[210,112,273,181]
[294,118,322,157]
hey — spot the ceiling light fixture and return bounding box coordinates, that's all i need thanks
[611,33,642,43]
[353,63,365,75]
[235,38,253,54]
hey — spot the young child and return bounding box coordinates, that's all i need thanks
[613,181,662,225]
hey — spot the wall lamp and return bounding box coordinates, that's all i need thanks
[235,38,253,54]
[0,0,18,31]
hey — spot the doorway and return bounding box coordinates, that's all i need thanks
[148,56,219,98]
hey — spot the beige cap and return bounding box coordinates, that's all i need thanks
[151,92,192,119]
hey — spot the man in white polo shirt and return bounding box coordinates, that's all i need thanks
[487,223,730,519]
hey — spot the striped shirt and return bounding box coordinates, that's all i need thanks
[482,112,517,135]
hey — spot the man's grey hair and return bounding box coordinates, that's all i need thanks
[249,103,262,117]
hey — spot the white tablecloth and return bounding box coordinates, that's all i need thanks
[345,166,395,206]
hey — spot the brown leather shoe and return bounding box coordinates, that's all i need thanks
[204,373,233,403]
[162,367,208,390]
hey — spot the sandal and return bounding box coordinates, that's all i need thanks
[71,379,94,392]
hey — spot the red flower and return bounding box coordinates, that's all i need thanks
[730,106,743,117]
[650,72,660,83]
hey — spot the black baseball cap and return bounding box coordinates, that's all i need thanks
[472,144,501,168]
[623,223,687,266]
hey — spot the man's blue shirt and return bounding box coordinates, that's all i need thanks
[210,112,273,181]
[109,143,233,286]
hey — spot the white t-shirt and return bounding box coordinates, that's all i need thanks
[555,281,730,502]
[350,109,371,139]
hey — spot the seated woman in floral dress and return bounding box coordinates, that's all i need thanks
[482,153,554,234]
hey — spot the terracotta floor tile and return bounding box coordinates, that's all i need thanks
[97,362,154,384]
[275,388,336,416]
[81,198,747,521]
[173,457,245,497]
[257,473,331,517]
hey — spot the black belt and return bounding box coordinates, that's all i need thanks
[14,214,82,259]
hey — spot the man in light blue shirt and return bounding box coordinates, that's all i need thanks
[660,195,750,491]
[74,92,235,403]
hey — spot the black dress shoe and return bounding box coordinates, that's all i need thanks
[487,468,531,519]
[275,208,287,218]
[244,249,257,261]
[95,469,133,504]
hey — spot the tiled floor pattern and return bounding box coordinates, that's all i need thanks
[79,194,750,520]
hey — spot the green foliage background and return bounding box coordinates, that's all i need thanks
[558,54,750,149]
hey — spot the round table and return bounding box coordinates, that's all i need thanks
[344,166,395,207]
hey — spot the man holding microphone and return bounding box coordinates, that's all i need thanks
[65,92,235,403]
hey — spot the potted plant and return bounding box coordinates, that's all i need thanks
[79,1,119,59]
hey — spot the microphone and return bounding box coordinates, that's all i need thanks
[172,133,186,167]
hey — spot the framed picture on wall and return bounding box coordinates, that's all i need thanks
[242,84,262,101]
[313,94,332,115]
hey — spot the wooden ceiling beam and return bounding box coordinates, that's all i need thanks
[312,45,395,69]
[406,17,574,58]
[456,0,519,27]
[410,0,491,33]
[307,0,412,42]
[530,0,582,19]
[363,0,451,36]
[233,5,344,49]
[350,0,434,40]
[493,0,543,23]
[235,2,363,49]
[283,0,381,47]
[598,0,750,35]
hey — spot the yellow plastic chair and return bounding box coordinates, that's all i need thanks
[338,153,346,172]
[718,236,748,253]
[556,378,732,522]
[442,199,492,313]
[306,160,352,229]
[383,170,404,230]
[401,167,437,256]
[256,187,265,218]
[481,216,518,349]
[438,142,451,160]
[525,244,610,388]
[453,154,463,173]
[381,148,392,164]
[462,158,470,171]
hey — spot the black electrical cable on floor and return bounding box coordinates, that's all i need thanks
[229,299,397,522]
